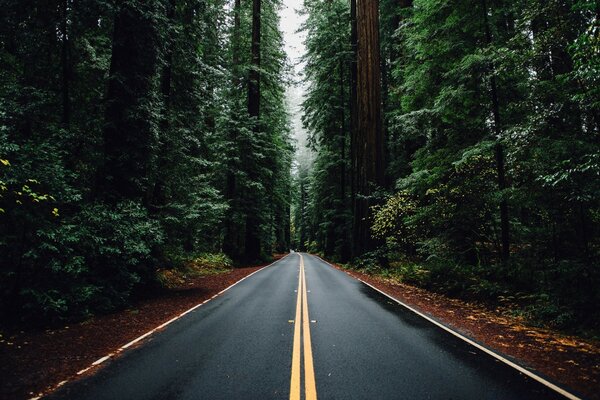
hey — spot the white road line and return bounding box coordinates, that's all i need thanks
[76,367,91,375]
[120,331,153,350]
[311,254,582,400]
[91,355,112,366]
[34,254,290,399]
[117,255,289,352]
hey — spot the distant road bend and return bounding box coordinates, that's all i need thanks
[50,253,577,400]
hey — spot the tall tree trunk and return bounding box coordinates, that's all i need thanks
[151,0,176,210]
[338,56,351,262]
[60,0,71,126]
[350,0,358,210]
[353,0,384,257]
[245,0,262,262]
[95,1,160,203]
[299,176,307,251]
[381,0,413,188]
[482,0,510,265]
[223,0,242,261]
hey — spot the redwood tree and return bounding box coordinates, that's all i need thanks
[353,0,384,256]
[244,0,262,262]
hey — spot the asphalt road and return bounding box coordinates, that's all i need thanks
[49,253,571,400]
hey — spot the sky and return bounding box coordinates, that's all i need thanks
[279,0,313,167]
[280,0,306,76]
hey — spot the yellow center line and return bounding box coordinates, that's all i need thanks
[290,254,317,400]
[290,257,302,400]
[301,255,318,400]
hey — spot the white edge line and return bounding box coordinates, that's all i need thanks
[76,367,91,375]
[117,254,288,351]
[313,255,582,400]
[37,254,291,399]
[91,354,112,366]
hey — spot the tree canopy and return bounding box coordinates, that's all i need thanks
[1,0,598,332]
[293,0,599,331]
[0,0,292,323]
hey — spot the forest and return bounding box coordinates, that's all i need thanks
[293,0,599,333]
[1,0,599,335]
[0,0,293,323]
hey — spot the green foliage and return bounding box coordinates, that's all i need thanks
[190,253,233,272]
[350,250,387,275]
[222,0,293,262]
[293,0,352,262]
[371,191,417,251]
[294,0,600,332]
[1,196,164,322]
[0,0,292,325]
[157,252,233,289]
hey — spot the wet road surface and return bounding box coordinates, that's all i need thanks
[49,253,572,400]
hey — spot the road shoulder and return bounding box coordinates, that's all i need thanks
[323,259,599,400]
[1,256,285,400]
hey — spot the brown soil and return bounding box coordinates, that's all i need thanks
[0,256,283,400]
[330,262,600,400]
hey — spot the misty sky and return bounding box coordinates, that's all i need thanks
[280,0,306,75]
[280,0,312,167]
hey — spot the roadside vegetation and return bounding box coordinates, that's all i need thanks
[157,253,233,289]
[1,0,597,339]
[0,0,292,326]
[293,0,599,336]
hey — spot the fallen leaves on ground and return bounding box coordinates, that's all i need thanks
[334,264,600,400]
[0,259,277,400]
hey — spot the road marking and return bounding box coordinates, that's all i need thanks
[290,256,303,400]
[301,255,318,400]
[311,254,582,400]
[76,367,91,375]
[32,254,291,400]
[289,254,318,400]
[92,355,112,366]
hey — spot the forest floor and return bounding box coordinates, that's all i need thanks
[330,262,600,400]
[0,256,285,400]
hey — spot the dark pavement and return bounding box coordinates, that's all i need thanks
[49,253,571,400]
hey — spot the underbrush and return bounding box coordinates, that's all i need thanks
[156,253,233,289]
[348,252,600,338]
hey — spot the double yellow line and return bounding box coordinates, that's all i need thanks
[290,254,317,400]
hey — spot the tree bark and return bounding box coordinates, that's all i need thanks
[350,0,358,207]
[223,0,242,261]
[60,0,71,126]
[482,0,510,265]
[151,0,176,210]
[353,0,384,257]
[245,0,262,262]
[96,1,160,203]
